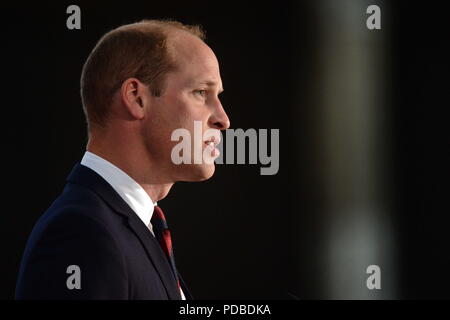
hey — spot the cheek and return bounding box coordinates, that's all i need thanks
[150,96,185,131]
[169,97,206,129]
[148,94,209,153]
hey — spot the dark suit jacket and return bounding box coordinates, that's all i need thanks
[15,163,192,300]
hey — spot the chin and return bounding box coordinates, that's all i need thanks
[180,164,216,182]
[195,163,216,181]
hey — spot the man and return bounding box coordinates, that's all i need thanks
[15,19,230,299]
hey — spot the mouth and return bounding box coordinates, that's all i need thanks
[204,136,220,147]
[203,135,221,160]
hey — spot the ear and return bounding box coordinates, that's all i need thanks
[120,78,149,120]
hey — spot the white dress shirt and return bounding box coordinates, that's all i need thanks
[80,151,186,300]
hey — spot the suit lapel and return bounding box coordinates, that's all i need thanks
[67,163,181,300]
[126,217,181,300]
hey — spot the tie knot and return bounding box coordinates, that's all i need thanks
[153,205,166,221]
[151,205,168,233]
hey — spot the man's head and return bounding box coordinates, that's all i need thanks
[81,20,230,184]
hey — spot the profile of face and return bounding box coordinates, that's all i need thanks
[139,31,230,182]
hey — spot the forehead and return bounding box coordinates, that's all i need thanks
[167,31,222,88]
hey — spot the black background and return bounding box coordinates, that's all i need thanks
[1,1,449,299]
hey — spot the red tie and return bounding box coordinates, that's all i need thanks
[151,206,181,292]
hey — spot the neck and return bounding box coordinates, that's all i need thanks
[86,132,174,202]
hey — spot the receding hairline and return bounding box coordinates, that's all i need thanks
[115,20,208,71]
[113,19,206,41]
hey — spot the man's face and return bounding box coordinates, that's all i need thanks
[142,32,230,182]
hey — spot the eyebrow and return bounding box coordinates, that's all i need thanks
[195,80,224,93]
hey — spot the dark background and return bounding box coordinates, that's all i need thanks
[1,1,449,299]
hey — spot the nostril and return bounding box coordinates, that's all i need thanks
[213,122,223,129]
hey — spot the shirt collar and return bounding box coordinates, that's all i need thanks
[80,151,155,230]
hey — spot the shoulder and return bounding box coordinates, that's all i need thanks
[38,182,118,234]
[24,182,123,260]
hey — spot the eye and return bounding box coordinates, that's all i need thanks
[194,89,207,97]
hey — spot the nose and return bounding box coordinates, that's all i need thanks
[209,101,230,130]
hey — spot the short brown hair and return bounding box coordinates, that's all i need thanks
[80,19,205,131]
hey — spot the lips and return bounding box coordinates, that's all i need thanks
[204,135,220,147]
